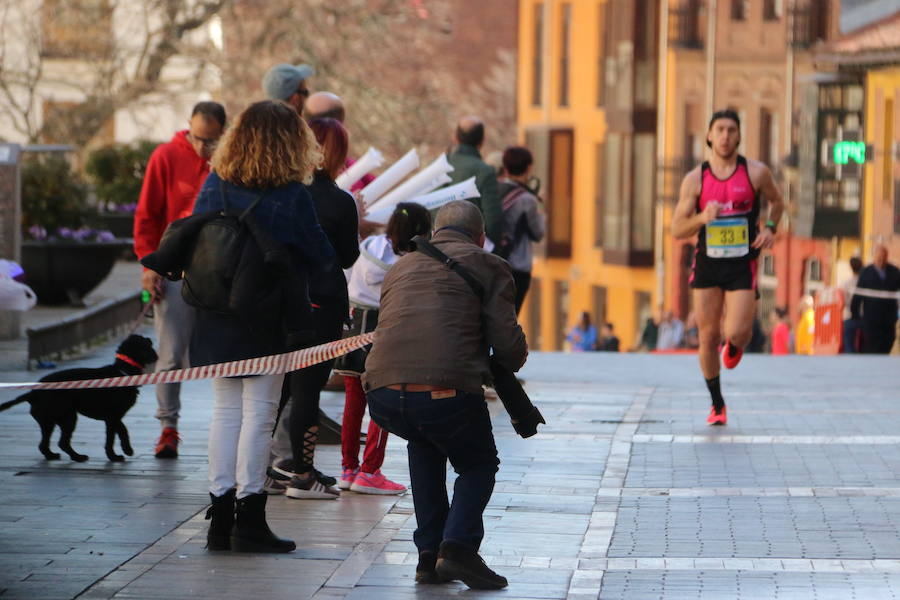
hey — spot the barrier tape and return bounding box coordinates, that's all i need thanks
[0,332,374,392]
[849,287,900,301]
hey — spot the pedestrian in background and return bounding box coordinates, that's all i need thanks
[597,322,620,352]
[656,310,684,351]
[636,316,659,352]
[134,101,225,459]
[496,146,546,315]
[770,307,791,355]
[851,243,900,354]
[795,296,816,355]
[278,118,360,501]
[446,116,503,245]
[840,256,864,353]
[192,100,334,553]
[567,311,598,352]
[336,203,432,495]
[683,312,700,349]
[262,62,314,115]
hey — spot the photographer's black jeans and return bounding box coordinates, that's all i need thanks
[367,386,499,553]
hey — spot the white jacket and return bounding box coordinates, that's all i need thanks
[346,234,398,309]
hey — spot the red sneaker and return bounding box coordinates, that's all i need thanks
[721,341,743,369]
[707,406,727,426]
[154,427,180,458]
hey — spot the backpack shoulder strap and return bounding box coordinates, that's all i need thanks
[501,187,528,212]
[410,235,485,301]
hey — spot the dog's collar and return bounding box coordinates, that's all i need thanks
[115,353,144,370]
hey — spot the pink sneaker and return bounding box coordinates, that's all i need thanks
[339,468,359,490]
[350,470,407,495]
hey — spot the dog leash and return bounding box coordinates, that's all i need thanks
[0,332,375,391]
[128,289,157,335]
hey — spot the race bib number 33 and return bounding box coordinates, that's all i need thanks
[706,218,749,258]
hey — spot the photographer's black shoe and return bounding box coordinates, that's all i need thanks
[415,550,452,584]
[435,541,507,590]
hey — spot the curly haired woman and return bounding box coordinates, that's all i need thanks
[192,100,334,553]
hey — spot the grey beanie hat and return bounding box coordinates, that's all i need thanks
[262,63,315,101]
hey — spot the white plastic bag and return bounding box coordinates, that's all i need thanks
[0,276,37,311]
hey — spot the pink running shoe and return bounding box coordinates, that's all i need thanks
[707,405,727,426]
[721,340,743,369]
[339,468,359,490]
[350,470,407,495]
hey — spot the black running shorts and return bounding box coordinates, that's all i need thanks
[690,255,758,292]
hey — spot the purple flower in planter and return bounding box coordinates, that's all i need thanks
[56,227,74,239]
[95,230,116,242]
[71,227,93,241]
[27,225,48,240]
[115,202,138,213]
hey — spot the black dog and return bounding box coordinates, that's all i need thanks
[0,334,158,462]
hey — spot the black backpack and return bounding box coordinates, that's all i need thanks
[180,187,271,315]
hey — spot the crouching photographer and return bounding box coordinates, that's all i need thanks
[362,201,544,590]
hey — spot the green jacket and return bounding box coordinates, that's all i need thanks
[446,144,503,243]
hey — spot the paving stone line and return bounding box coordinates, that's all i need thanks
[616,486,900,497]
[567,387,654,600]
[323,511,413,589]
[633,434,900,444]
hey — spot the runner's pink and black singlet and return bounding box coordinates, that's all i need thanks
[690,155,761,291]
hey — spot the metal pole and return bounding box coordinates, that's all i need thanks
[705,0,717,117]
[655,0,670,308]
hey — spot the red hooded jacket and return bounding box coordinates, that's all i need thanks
[133,130,210,260]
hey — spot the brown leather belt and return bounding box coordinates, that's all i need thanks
[386,383,457,398]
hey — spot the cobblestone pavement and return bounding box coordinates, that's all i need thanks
[0,336,898,598]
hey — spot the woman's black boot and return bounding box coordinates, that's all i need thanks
[205,489,235,551]
[231,493,296,553]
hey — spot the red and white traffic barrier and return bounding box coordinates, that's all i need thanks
[0,332,374,391]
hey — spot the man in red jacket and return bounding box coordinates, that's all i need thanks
[134,101,226,458]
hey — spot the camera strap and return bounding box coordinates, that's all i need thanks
[410,235,485,302]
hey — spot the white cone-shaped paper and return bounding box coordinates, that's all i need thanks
[365,176,480,224]
[335,147,385,190]
[359,149,419,207]
[367,153,454,210]
[363,173,452,224]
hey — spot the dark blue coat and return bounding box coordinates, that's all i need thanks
[189,172,335,366]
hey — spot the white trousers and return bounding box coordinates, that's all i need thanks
[208,374,284,499]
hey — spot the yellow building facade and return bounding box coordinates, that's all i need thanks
[862,66,900,260]
[517,0,657,351]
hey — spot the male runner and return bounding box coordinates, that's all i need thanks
[671,110,784,425]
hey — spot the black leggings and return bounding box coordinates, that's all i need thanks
[287,302,346,472]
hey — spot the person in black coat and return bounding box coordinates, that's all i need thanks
[278,118,361,500]
[851,243,900,354]
[192,101,334,554]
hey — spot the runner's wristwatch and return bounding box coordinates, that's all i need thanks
[765,220,777,233]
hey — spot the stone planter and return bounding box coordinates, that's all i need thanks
[21,239,133,306]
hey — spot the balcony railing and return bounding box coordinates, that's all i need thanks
[669,0,703,49]
[659,157,696,205]
[788,1,829,48]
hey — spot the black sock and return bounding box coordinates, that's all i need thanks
[705,376,725,411]
[726,340,738,357]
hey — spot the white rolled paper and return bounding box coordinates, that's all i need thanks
[359,148,419,207]
[335,147,385,190]
[365,176,480,224]
[363,173,452,224]
[367,153,454,210]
